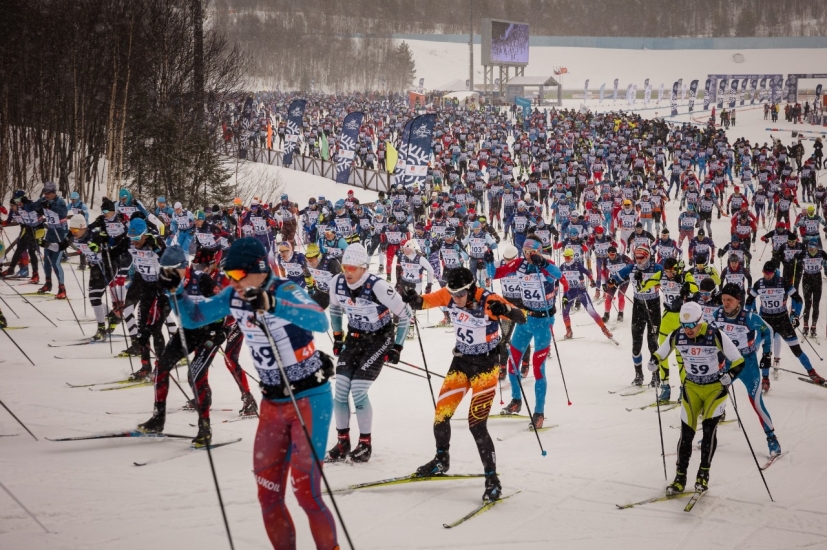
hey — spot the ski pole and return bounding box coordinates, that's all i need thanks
[254,311,356,550]
[170,293,235,550]
[62,285,86,337]
[727,389,775,502]
[758,239,769,261]
[511,356,548,457]
[413,317,437,409]
[797,326,824,360]
[1,327,35,366]
[398,359,445,379]
[0,479,50,533]
[0,277,57,327]
[0,294,19,318]
[652,374,668,481]
[0,396,38,440]
[549,327,572,406]
[773,365,808,377]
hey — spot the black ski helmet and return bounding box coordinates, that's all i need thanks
[446,267,476,295]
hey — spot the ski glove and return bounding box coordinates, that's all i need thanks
[634,269,643,282]
[790,314,800,329]
[760,353,772,371]
[424,283,432,294]
[484,250,495,263]
[529,253,548,268]
[242,287,275,313]
[647,358,659,372]
[385,344,403,364]
[332,332,344,356]
[158,267,182,290]
[719,372,733,386]
[488,300,510,317]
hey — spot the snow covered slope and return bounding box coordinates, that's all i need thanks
[2,86,827,550]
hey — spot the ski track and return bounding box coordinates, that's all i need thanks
[3,92,827,550]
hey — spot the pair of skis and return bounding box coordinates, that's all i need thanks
[45,429,242,466]
[616,489,705,512]
[327,473,519,527]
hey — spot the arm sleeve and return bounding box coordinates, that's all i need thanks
[371,278,412,346]
[718,331,745,376]
[169,285,234,329]
[652,330,675,362]
[420,256,435,283]
[421,288,453,309]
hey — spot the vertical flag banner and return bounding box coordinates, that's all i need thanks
[729,79,739,108]
[750,77,758,104]
[515,96,532,130]
[787,76,799,103]
[613,79,619,102]
[626,84,634,106]
[644,79,652,106]
[759,77,767,102]
[679,79,686,103]
[266,118,273,149]
[402,114,436,187]
[717,79,728,108]
[319,132,329,161]
[282,99,306,166]
[584,80,590,102]
[631,84,638,105]
[238,96,254,159]
[394,119,413,186]
[335,111,364,183]
[599,83,606,103]
[658,83,665,104]
[771,75,783,103]
[739,79,748,106]
[670,81,679,117]
[385,141,399,174]
[816,84,823,104]
[703,79,712,110]
[418,78,425,93]
[688,80,699,112]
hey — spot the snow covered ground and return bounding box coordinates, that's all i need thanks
[406,38,827,99]
[4,65,827,550]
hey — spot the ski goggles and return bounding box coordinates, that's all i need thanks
[447,282,474,298]
[223,269,250,282]
[128,231,146,241]
[680,320,700,330]
[522,239,542,252]
[341,265,364,274]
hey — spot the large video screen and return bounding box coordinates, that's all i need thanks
[487,20,529,66]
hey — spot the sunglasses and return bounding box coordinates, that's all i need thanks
[224,269,248,282]
[681,321,700,329]
[448,281,473,297]
[278,248,290,253]
[342,265,364,273]
[129,233,145,241]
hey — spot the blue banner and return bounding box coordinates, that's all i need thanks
[335,112,364,184]
[394,119,413,187]
[759,77,767,102]
[688,80,699,112]
[238,97,254,159]
[282,99,306,167]
[717,79,728,108]
[703,79,711,111]
[729,79,739,108]
[401,114,435,187]
[670,81,679,117]
[515,96,532,130]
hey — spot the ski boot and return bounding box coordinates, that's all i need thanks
[128,361,152,381]
[182,399,197,411]
[16,267,29,278]
[767,433,782,457]
[137,402,166,434]
[617,312,624,322]
[520,361,529,377]
[658,384,671,403]
[386,273,391,282]
[564,326,574,339]
[761,377,770,393]
[811,326,818,339]
[37,280,53,294]
[632,366,644,386]
[482,472,502,502]
[106,312,121,334]
[378,264,384,274]
[695,467,710,492]
[120,338,141,357]
[773,357,780,379]
[192,417,212,448]
[436,312,452,328]
[239,392,258,417]
[649,368,660,388]
[0,312,6,328]
[91,323,108,342]
[325,429,351,463]
[666,471,687,496]
[530,412,545,430]
[0,269,10,278]
[808,369,827,386]
[415,447,450,477]
[593,289,601,300]
[349,434,372,463]
[602,312,610,323]
[804,324,810,336]
[602,325,614,339]
[54,284,67,300]
[501,399,522,415]
[29,273,40,285]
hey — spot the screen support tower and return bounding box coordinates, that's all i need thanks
[483,65,525,100]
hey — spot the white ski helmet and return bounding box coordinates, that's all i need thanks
[679,301,703,326]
